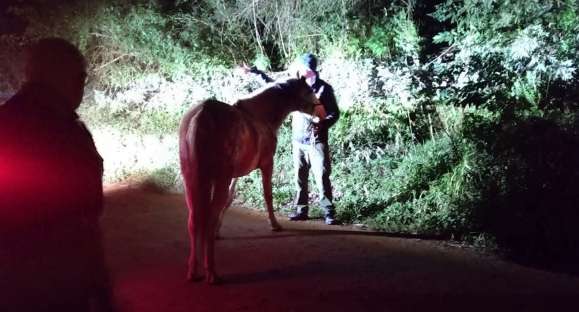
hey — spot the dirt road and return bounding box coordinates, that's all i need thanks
[101,183,579,312]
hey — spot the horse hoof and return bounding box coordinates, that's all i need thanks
[271,224,282,232]
[187,273,204,282]
[206,274,222,285]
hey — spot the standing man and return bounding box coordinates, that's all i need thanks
[244,53,340,225]
[0,38,114,311]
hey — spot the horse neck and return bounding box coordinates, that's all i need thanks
[238,92,293,131]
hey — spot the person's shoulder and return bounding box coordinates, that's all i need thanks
[0,104,14,132]
[317,77,333,88]
[0,94,22,113]
[0,102,13,117]
[73,119,96,139]
[0,94,32,125]
[316,78,335,94]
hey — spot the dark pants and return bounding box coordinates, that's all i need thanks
[293,140,335,217]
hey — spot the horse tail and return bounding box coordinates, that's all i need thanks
[226,178,238,209]
[179,103,213,280]
[179,106,197,218]
[180,99,235,282]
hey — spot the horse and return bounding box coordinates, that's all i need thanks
[179,76,319,284]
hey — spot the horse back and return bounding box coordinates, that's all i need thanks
[180,99,273,178]
[181,99,230,167]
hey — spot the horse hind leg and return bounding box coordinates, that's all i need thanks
[186,184,210,282]
[186,211,203,281]
[185,174,212,282]
[204,177,231,284]
[182,177,200,281]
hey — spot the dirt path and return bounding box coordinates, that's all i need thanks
[101,183,579,312]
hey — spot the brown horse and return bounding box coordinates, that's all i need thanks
[179,77,318,284]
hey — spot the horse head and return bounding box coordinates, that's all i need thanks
[284,76,319,116]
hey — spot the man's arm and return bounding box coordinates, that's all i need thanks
[247,66,274,84]
[320,83,340,129]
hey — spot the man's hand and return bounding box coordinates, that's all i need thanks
[237,63,253,74]
[315,85,324,99]
[312,117,323,134]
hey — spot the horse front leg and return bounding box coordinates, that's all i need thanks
[261,164,282,231]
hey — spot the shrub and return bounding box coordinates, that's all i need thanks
[353,135,490,236]
[483,116,579,268]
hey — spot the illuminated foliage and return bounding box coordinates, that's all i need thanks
[2,0,579,268]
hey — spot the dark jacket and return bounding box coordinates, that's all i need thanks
[249,68,340,144]
[0,82,103,233]
[0,83,107,310]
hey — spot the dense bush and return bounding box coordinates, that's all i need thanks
[481,115,579,268]
[430,0,578,108]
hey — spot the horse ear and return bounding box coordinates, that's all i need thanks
[299,75,306,83]
[296,71,301,79]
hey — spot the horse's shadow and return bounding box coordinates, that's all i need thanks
[220,227,448,285]
[223,227,448,241]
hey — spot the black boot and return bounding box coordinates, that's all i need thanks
[323,205,340,225]
[288,206,308,221]
[324,214,340,225]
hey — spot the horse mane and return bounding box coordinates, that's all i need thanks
[236,78,300,104]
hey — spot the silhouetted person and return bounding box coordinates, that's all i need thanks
[0,38,114,311]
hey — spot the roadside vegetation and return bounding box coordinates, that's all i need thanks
[1,0,578,271]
